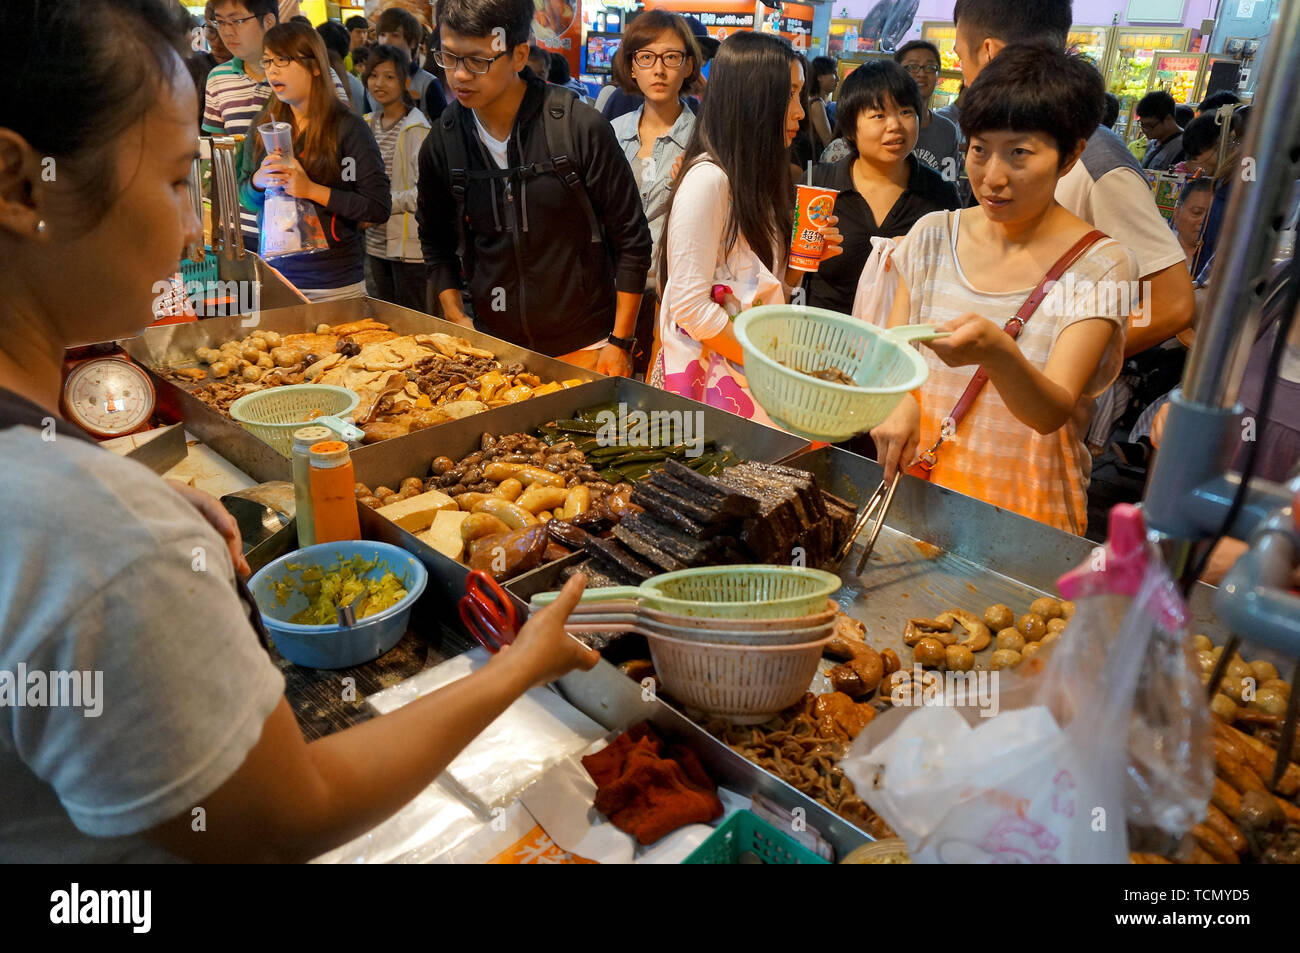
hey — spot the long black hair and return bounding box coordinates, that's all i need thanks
[659,32,797,288]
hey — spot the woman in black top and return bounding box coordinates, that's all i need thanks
[806,61,958,316]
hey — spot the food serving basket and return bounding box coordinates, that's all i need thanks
[734,305,943,442]
[532,565,842,620]
[228,384,364,457]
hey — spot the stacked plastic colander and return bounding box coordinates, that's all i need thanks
[531,565,842,724]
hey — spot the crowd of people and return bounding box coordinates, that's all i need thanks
[177,0,1292,535]
[0,0,1295,864]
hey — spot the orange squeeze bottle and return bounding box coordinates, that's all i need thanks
[308,440,361,543]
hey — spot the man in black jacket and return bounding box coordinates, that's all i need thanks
[417,0,651,376]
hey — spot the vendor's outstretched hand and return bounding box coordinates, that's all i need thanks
[500,573,600,688]
[167,479,250,576]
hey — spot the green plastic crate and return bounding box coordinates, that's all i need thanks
[683,810,828,865]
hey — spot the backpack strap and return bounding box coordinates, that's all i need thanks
[538,85,602,245]
[438,106,473,260]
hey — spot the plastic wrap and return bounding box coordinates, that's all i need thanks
[368,648,607,814]
[840,504,1214,862]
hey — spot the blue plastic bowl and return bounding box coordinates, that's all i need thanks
[248,541,428,669]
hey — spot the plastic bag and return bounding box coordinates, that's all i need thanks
[850,236,899,327]
[259,186,329,260]
[840,504,1213,863]
[256,120,329,261]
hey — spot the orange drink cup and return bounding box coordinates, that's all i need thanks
[789,184,839,272]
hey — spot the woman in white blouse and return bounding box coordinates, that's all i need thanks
[653,32,841,422]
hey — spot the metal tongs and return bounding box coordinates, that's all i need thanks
[835,471,902,574]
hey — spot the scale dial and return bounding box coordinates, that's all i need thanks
[62,357,156,438]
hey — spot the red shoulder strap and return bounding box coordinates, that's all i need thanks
[943,229,1108,432]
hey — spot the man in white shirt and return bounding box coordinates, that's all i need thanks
[951,0,1194,357]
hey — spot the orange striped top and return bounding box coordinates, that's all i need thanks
[895,210,1137,535]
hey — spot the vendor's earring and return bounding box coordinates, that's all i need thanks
[36,219,46,234]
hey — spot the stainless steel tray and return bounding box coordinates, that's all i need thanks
[553,444,1237,858]
[786,446,1228,651]
[119,297,601,483]
[348,375,809,616]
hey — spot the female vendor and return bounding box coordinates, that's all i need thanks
[0,0,597,862]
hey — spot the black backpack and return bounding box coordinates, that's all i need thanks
[437,84,602,260]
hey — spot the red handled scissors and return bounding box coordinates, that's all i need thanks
[458,570,519,654]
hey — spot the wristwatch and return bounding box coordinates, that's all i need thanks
[607,334,637,353]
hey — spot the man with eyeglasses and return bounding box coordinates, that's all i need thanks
[416,0,651,376]
[201,0,350,247]
[893,40,960,181]
[1135,90,1185,173]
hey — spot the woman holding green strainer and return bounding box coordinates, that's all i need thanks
[868,46,1137,536]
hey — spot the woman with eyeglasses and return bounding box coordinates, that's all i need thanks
[653,32,841,421]
[893,40,960,177]
[608,11,702,375]
[238,22,391,301]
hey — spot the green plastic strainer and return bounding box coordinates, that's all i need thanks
[228,384,365,457]
[734,305,947,442]
[530,565,841,620]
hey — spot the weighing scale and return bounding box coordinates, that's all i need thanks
[60,347,158,440]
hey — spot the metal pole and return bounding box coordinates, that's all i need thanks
[1181,5,1300,410]
[1143,0,1300,541]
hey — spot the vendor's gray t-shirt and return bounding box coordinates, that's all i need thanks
[914,112,961,181]
[0,423,284,862]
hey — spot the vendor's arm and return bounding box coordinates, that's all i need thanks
[143,574,597,863]
[927,313,1119,435]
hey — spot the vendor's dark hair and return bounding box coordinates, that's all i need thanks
[1,0,189,229]
[961,44,1103,167]
[345,15,369,31]
[435,0,533,49]
[952,0,1070,49]
[835,60,923,152]
[1136,89,1176,121]
[658,32,797,287]
[1175,104,1194,128]
[894,40,940,65]
[611,9,703,96]
[365,44,416,109]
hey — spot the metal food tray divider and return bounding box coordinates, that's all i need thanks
[120,297,602,484]
[348,374,809,614]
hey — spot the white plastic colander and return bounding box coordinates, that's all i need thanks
[734,305,947,441]
[228,384,365,457]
